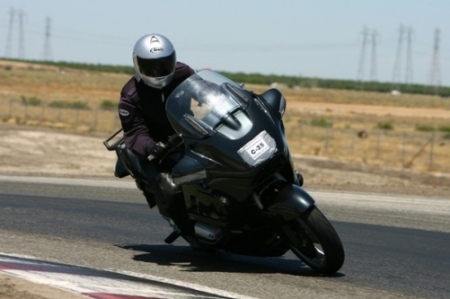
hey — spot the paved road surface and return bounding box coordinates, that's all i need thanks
[0,176,449,298]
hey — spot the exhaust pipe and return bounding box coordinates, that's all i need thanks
[194,223,223,242]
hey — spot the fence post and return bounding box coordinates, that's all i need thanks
[350,129,355,154]
[376,130,381,159]
[402,133,407,167]
[298,123,303,151]
[324,126,330,152]
[24,103,28,121]
[93,108,98,132]
[429,132,435,168]
[41,102,45,120]
[9,99,13,118]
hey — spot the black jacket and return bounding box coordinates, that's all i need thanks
[118,62,195,158]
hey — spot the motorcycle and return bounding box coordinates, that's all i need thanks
[104,70,344,274]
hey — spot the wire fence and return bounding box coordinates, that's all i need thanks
[1,98,120,132]
[1,98,449,174]
[287,124,449,173]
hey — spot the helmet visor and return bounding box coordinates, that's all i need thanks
[137,52,176,78]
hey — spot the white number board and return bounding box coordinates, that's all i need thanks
[238,131,277,166]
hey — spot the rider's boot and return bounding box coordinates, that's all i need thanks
[158,173,196,238]
[155,174,211,251]
[136,180,159,209]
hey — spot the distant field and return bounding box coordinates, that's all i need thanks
[1,60,449,174]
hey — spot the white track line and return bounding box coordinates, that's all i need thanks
[0,253,258,299]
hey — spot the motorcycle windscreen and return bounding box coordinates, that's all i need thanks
[166,70,244,139]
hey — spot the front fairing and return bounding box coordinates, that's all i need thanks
[166,70,291,180]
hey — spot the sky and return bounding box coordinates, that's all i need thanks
[1,0,449,86]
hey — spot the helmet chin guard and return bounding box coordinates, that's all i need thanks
[140,72,175,89]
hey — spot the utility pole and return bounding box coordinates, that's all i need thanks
[357,26,370,89]
[429,28,441,94]
[369,29,378,83]
[43,17,53,61]
[4,8,15,58]
[392,25,405,91]
[405,27,414,87]
[18,9,25,59]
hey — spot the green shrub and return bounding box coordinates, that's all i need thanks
[377,122,394,130]
[443,133,450,139]
[416,124,435,132]
[21,96,42,106]
[437,126,450,133]
[311,118,333,127]
[100,100,117,110]
[49,101,89,110]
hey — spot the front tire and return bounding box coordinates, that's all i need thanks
[281,207,344,274]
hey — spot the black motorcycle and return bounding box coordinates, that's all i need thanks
[104,70,344,274]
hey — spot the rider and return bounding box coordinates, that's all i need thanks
[117,33,195,212]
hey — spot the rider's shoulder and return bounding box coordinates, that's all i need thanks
[120,76,139,99]
[175,62,195,78]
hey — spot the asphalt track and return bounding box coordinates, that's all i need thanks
[0,175,449,298]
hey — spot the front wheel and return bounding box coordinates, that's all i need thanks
[280,207,344,274]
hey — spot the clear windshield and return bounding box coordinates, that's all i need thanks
[166,70,245,138]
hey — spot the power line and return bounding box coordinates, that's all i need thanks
[429,28,441,93]
[4,7,15,58]
[18,9,25,59]
[4,7,26,59]
[42,17,53,61]
[392,25,405,90]
[405,27,414,86]
[356,27,378,89]
[356,26,370,89]
[369,29,379,82]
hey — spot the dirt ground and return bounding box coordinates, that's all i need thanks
[0,119,449,299]
[286,100,450,119]
[1,122,449,197]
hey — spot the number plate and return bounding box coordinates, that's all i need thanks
[238,131,277,166]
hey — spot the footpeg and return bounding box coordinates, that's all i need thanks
[164,230,181,244]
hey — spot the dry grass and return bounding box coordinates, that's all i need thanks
[247,83,450,110]
[1,60,449,174]
[0,60,126,106]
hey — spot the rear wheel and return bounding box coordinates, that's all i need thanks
[281,207,344,274]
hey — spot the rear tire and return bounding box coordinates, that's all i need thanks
[281,207,344,274]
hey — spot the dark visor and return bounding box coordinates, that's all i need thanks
[137,52,176,77]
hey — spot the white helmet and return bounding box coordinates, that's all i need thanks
[132,34,176,89]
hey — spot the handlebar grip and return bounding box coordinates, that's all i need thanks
[167,133,183,146]
[147,134,183,162]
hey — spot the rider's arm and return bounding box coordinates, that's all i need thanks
[118,78,156,159]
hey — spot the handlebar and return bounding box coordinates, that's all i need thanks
[103,128,124,151]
